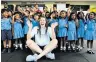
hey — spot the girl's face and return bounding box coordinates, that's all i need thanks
[51,13,56,18]
[45,13,49,17]
[8,11,12,16]
[61,12,66,18]
[15,14,20,19]
[34,15,39,20]
[71,14,76,20]
[40,17,46,26]
[89,13,95,19]
[25,11,30,16]
[3,11,9,18]
[79,12,84,18]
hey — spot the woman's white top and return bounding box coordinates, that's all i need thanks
[31,27,52,46]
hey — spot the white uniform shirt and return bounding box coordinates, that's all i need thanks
[31,27,52,46]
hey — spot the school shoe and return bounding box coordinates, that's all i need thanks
[91,50,95,54]
[8,48,11,53]
[60,46,63,51]
[2,48,7,53]
[76,46,80,52]
[19,44,23,50]
[87,49,91,54]
[26,54,38,62]
[63,47,66,52]
[87,50,95,54]
[15,44,18,50]
[68,46,71,51]
[46,52,55,60]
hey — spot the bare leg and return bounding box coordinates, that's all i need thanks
[26,39,43,53]
[3,40,7,48]
[36,39,58,60]
[8,40,11,48]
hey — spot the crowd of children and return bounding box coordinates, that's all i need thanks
[1,4,96,54]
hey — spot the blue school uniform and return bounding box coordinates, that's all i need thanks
[1,18,12,40]
[67,20,77,40]
[57,17,68,37]
[1,18,12,30]
[84,19,95,40]
[23,17,29,34]
[48,19,58,26]
[94,21,96,40]
[31,19,39,28]
[77,19,85,38]
[14,19,24,39]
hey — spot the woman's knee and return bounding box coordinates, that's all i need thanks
[26,39,32,46]
[52,39,58,45]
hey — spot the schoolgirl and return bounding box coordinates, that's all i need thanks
[12,12,24,50]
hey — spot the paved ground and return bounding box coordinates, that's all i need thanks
[1,40,96,62]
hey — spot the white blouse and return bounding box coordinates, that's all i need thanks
[31,26,52,46]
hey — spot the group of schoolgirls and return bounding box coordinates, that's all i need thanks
[1,8,96,54]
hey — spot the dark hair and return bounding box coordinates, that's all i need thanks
[68,12,77,21]
[14,11,22,19]
[77,11,85,21]
[1,9,8,13]
[38,16,48,37]
[60,10,67,15]
[49,11,57,19]
[60,10,67,18]
[88,12,95,20]
[25,10,30,14]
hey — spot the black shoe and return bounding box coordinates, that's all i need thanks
[90,50,95,54]
[87,50,92,54]
[8,48,11,53]
[2,48,7,53]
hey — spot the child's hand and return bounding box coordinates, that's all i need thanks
[27,21,32,29]
[51,22,58,29]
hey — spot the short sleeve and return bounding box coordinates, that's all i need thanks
[9,17,12,22]
[48,27,52,38]
[31,26,38,38]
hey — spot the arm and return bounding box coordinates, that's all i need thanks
[27,21,33,40]
[51,22,58,39]
[67,6,71,17]
[12,15,15,24]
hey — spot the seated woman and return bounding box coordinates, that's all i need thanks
[26,16,58,61]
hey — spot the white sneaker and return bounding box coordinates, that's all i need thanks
[19,44,23,50]
[63,47,66,51]
[60,46,63,50]
[15,44,18,49]
[26,54,38,62]
[26,55,34,61]
[46,52,55,60]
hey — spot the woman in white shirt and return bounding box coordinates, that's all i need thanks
[26,16,58,61]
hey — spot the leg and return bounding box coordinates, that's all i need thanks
[63,37,66,51]
[3,40,7,48]
[19,38,23,50]
[8,40,11,48]
[90,40,93,49]
[60,37,63,50]
[87,40,90,49]
[26,39,43,54]
[15,39,18,49]
[81,38,84,47]
[36,39,58,60]
[8,40,12,53]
